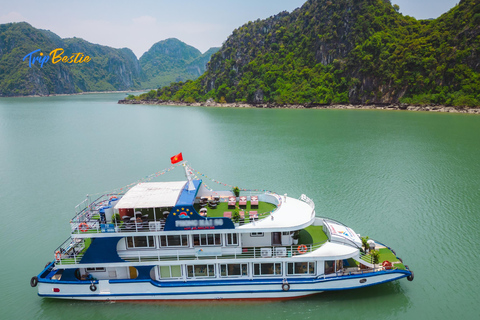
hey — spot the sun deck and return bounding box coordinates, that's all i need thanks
[69,185,315,237]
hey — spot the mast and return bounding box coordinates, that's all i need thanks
[183,162,195,191]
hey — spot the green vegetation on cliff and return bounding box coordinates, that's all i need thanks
[0,23,218,96]
[0,22,142,96]
[139,38,219,89]
[140,0,480,107]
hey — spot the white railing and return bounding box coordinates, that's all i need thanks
[70,193,124,233]
[70,191,281,235]
[55,241,328,266]
[300,194,315,218]
[53,238,86,265]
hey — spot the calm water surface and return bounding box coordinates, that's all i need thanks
[1,93,479,319]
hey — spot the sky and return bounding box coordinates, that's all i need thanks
[0,0,460,59]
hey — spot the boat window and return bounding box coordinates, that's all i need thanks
[325,261,335,274]
[187,264,215,278]
[159,265,182,279]
[282,232,290,236]
[253,263,282,276]
[220,263,248,277]
[287,262,316,275]
[126,236,155,249]
[226,233,238,246]
[159,235,189,247]
[250,232,264,237]
[193,234,222,246]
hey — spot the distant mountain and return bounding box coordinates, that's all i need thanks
[151,0,480,107]
[139,38,219,89]
[0,22,217,96]
[0,22,142,96]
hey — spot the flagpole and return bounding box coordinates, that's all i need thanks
[183,161,195,191]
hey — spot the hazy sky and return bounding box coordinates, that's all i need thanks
[0,0,459,58]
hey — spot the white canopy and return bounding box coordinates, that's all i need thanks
[238,196,315,231]
[293,242,360,260]
[114,181,187,209]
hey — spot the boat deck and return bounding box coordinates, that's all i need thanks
[54,223,405,274]
[71,199,278,235]
[55,224,328,266]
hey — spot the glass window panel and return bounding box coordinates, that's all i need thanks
[159,266,171,278]
[126,237,134,248]
[171,265,182,278]
[207,234,214,245]
[167,235,180,246]
[187,266,193,278]
[227,233,238,245]
[208,265,215,277]
[182,235,188,246]
[254,264,260,276]
[193,235,200,246]
[135,236,148,247]
[160,236,167,247]
[287,263,294,275]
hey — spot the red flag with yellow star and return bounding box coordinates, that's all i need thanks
[170,152,183,164]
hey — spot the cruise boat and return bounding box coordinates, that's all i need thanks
[31,162,413,301]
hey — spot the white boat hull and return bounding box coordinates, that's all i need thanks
[38,271,408,301]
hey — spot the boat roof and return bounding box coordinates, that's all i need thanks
[295,242,359,260]
[238,196,315,232]
[114,181,187,209]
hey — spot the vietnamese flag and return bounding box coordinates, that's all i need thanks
[170,152,183,164]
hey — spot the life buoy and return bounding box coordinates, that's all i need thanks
[79,222,89,232]
[297,244,308,254]
[30,276,38,287]
[90,284,97,292]
[382,260,392,270]
[55,251,61,261]
[282,283,290,291]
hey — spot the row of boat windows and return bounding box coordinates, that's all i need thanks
[158,262,316,279]
[125,234,239,249]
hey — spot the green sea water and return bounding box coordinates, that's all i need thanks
[0,93,479,319]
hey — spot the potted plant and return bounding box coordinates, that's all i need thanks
[370,249,380,268]
[232,210,240,226]
[361,236,370,253]
[232,186,240,197]
[112,213,121,224]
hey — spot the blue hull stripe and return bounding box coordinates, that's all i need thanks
[38,269,410,287]
[39,273,408,298]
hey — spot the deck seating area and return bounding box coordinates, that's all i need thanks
[71,194,278,234]
[250,196,258,207]
[239,196,247,207]
[228,196,236,208]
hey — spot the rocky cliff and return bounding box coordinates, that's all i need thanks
[153,0,480,106]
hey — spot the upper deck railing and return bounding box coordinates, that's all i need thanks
[69,191,283,235]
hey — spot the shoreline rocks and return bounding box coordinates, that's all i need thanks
[117,99,480,114]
